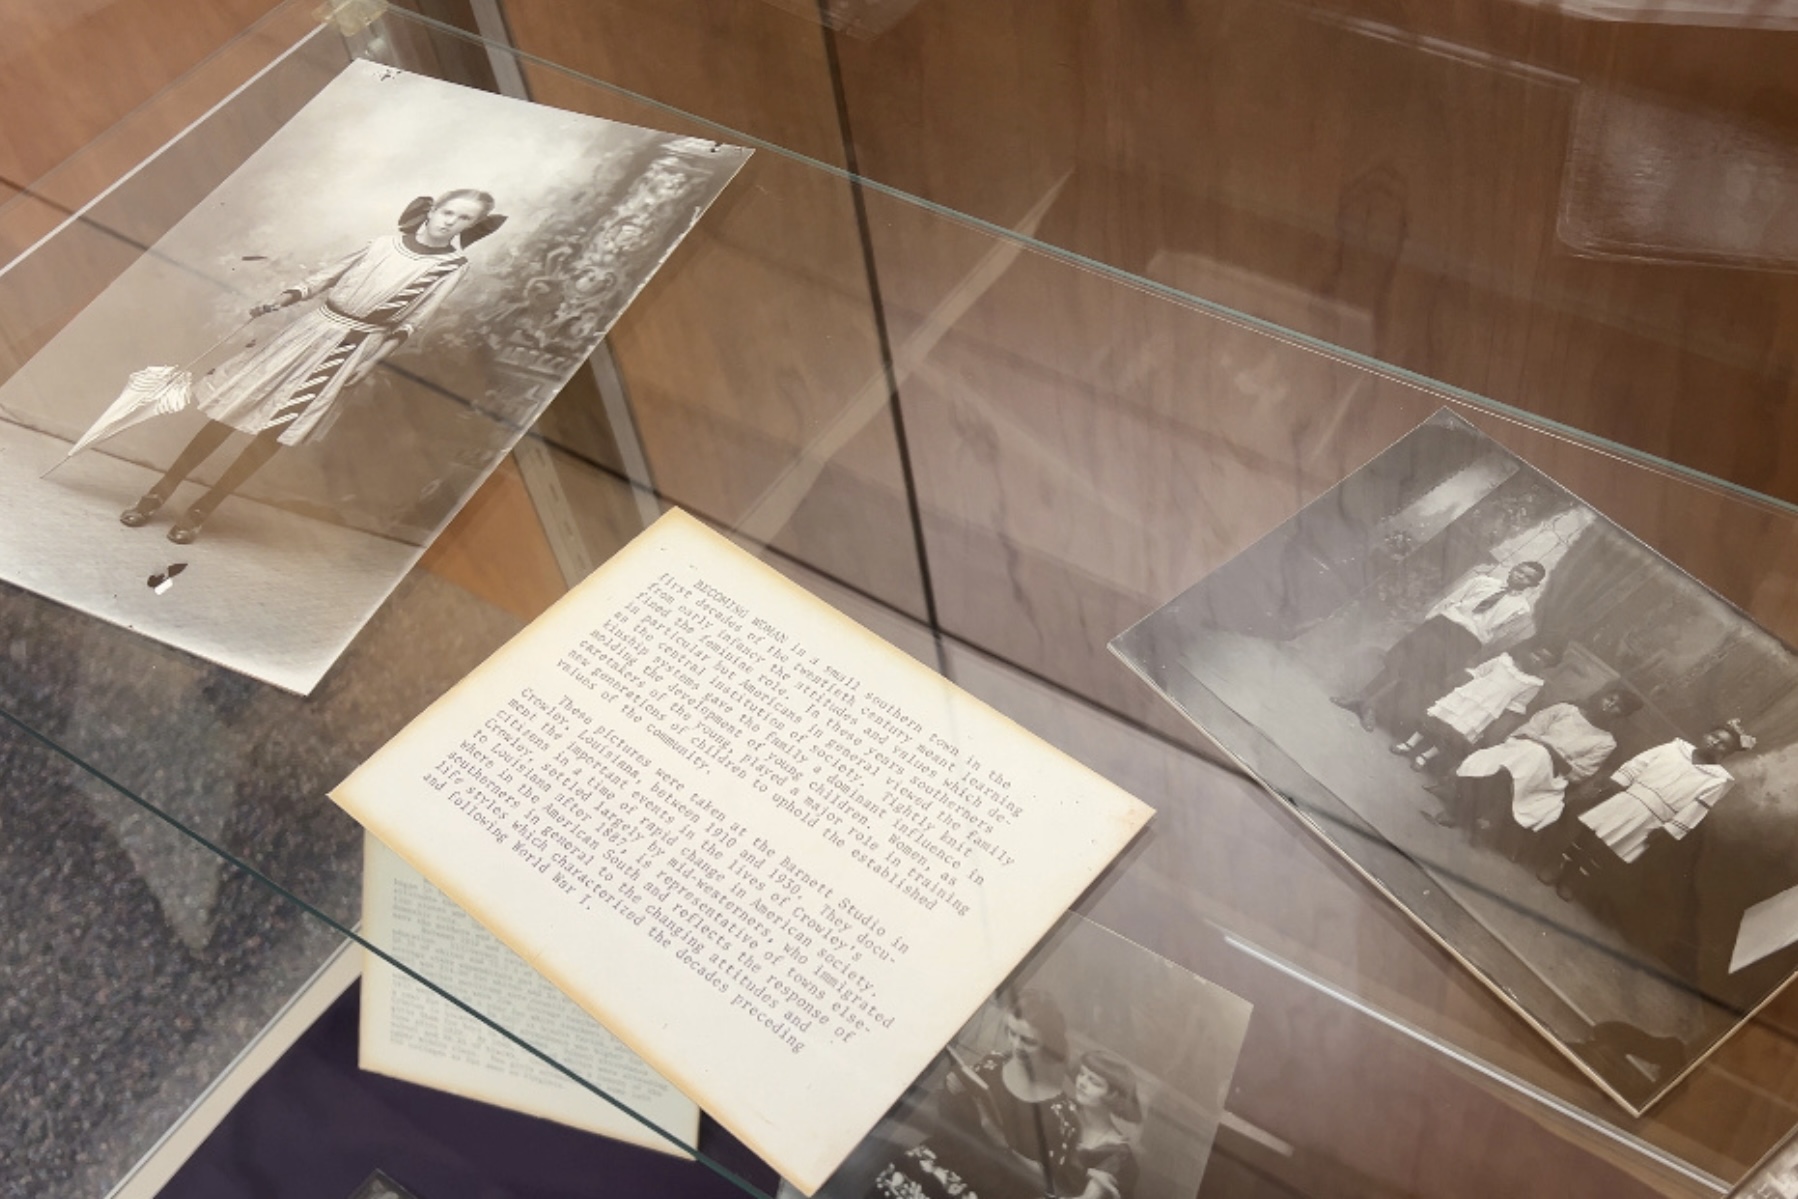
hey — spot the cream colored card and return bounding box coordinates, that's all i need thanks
[331,509,1153,1191]
[1731,885,1798,975]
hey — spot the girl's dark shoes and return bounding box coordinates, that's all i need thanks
[119,492,168,527]
[167,510,207,544]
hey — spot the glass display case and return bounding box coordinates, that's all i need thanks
[7,1,1798,1196]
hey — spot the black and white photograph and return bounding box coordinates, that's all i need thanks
[0,59,748,693]
[786,913,1253,1199]
[1112,409,1798,1113]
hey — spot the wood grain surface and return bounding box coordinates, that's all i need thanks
[19,0,1798,1192]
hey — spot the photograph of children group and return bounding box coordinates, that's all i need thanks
[1115,412,1798,1111]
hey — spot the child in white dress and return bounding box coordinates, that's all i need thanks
[118,189,504,544]
[1544,720,1754,902]
[1391,641,1561,773]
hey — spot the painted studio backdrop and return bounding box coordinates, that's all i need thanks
[1114,410,1798,1115]
[0,61,748,693]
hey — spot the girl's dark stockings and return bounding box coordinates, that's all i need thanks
[149,419,285,520]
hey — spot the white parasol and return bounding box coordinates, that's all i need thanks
[43,318,257,477]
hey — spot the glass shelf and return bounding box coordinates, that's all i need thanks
[6,3,1798,1197]
[403,0,1798,522]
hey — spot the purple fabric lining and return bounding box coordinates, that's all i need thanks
[158,981,779,1199]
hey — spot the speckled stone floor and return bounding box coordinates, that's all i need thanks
[0,560,528,1197]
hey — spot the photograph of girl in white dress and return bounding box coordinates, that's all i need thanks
[796,916,1251,1199]
[0,61,748,693]
[1113,410,1798,1114]
[116,190,503,545]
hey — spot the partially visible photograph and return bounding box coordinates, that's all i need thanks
[345,1170,426,1199]
[0,60,748,693]
[1113,409,1798,1114]
[794,913,1252,1199]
